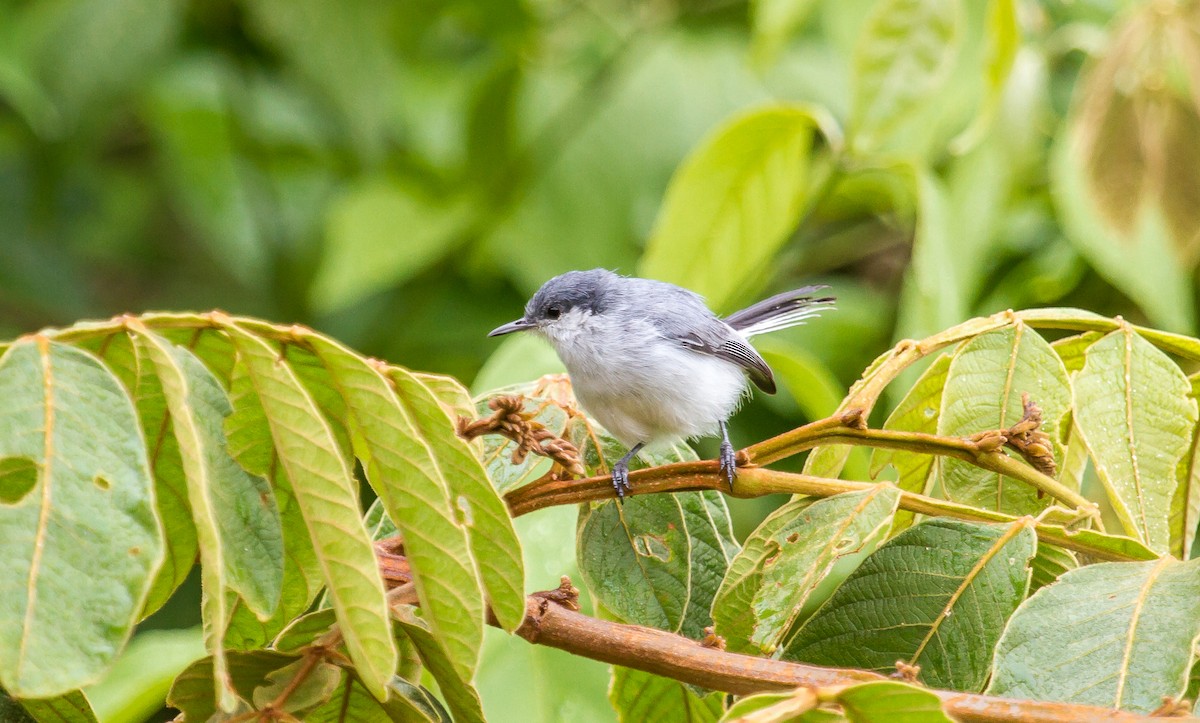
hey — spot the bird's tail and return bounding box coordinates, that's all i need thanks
[723,285,836,337]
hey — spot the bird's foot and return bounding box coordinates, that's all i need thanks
[611,460,633,501]
[719,440,737,491]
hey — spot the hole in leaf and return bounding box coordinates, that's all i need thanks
[785,532,800,544]
[456,495,474,527]
[0,457,39,504]
[833,537,855,552]
[93,475,111,491]
[633,534,670,561]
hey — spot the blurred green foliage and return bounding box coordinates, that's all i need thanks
[2,0,1199,719]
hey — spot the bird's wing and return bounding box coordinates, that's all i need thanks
[677,331,776,394]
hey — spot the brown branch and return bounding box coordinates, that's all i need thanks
[503,579,1168,723]
[504,464,1143,561]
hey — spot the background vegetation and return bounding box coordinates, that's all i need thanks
[1,0,1199,720]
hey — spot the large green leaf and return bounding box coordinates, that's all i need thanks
[578,487,739,639]
[1072,328,1197,552]
[782,518,1036,691]
[303,334,486,680]
[639,105,814,311]
[223,360,323,651]
[0,340,162,697]
[224,327,396,700]
[712,487,900,655]
[936,324,1072,514]
[575,428,739,640]
[609,667,722,723]
[89,333,197,617]
[870,353,951,531]
[988,557,1200,713]
[850,0,962,151]
[134,331,285,710]
[386,367,525,631]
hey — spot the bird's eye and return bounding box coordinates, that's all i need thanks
[546,305,562,320]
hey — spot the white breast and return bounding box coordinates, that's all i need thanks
[542,309,749,447]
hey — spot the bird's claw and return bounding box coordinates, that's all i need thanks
[719,440,737,490]
[612,461,632,501]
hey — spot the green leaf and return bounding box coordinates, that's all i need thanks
[1029,542,1076,593]
[750,0,820,68]
[712,487,900,655]
[0,340,163,697]
[609,667,722,723]
[272,609,339,654]
[936,324,1072,514]
[251,657,341,714]
[134,331,285,710]
[92,333,197,618]
[989,557,1200,713]
[307,675,451,723]
[310,178,471,313]
[302,334,486,680]
[1072,328,1198,552]
[782,519,1036,691]
[837,680,953,722]
[393,605,486,723]
[579,489,738,638]
[575,433,738,640]
[850,0,963,151]
[870,353,951,531]
[223,360,323,651]
[1,688,99,723]
[223,326,396,701]
[639,105,815,311]
[167,650,297,720]
[386,366,525,632]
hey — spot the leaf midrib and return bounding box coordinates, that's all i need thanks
[906,520,1030,668]
[16,339,56,680]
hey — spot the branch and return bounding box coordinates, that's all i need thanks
[501,579,1165,723]
[504,461,1143,561]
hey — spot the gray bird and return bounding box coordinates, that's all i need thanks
[489,269,834,499]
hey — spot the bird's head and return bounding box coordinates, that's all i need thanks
[488,269,616,346]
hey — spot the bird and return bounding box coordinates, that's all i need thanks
[488,269,835,499]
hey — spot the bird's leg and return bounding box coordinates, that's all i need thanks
[612,442,645,501]
[718,421,737,490]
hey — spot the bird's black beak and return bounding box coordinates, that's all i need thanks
[488,318,534,337]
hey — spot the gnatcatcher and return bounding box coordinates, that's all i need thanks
[489,269,835,499]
